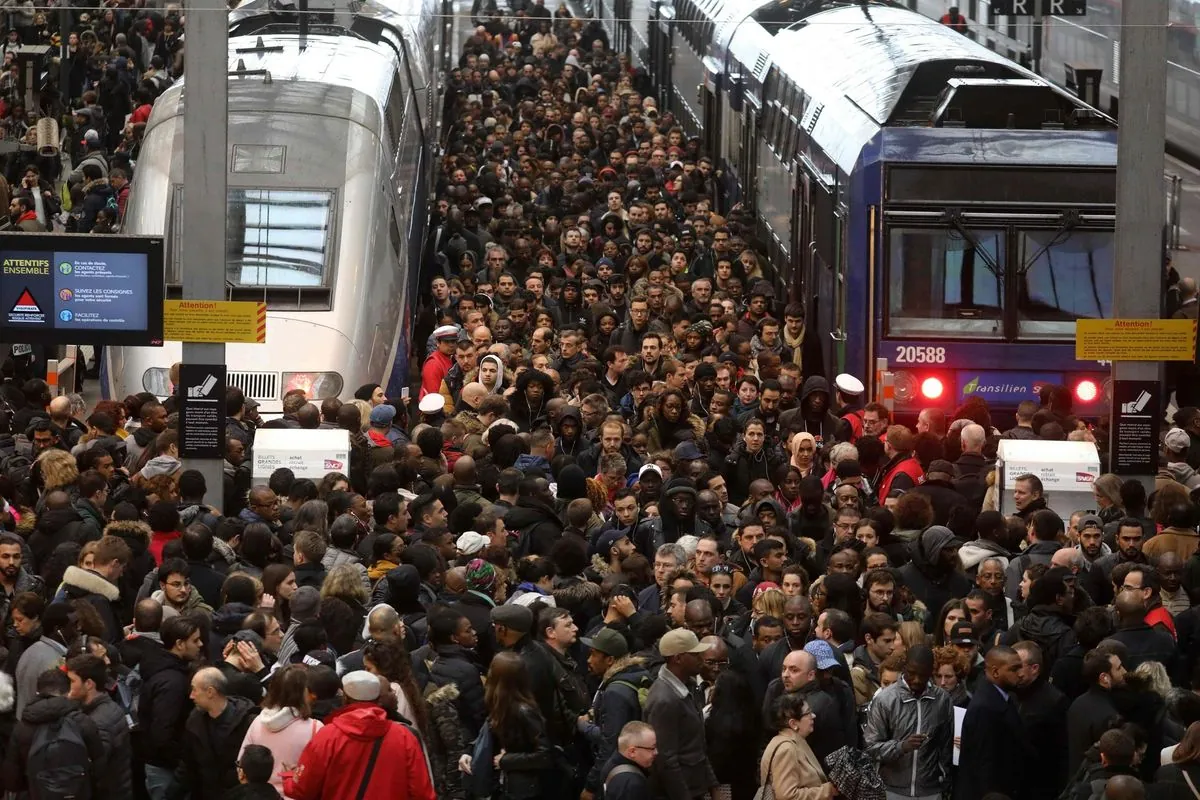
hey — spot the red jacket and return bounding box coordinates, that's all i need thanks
[282,703,435,800]
[149,529,181,565]
[420,350,453,399]
[877,455,924,499]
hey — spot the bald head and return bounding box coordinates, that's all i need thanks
[461,382,488,409]
[782,649,816,691]
[1115,589,1147,624]
[684,599,714,633]
[297,403,320,429]
[48,395,70,420]
[367,604,402,638]
[1105,775,1145,800]
[1051,548,1083,571]
[1181,277,1198,300]
[453,455,477,485]
[445,566,467,594]
[961,423,986,453]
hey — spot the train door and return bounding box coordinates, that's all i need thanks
[790,167,812,305]
[649,4,673,110]
[702,84,721,202]
[740,106,757,209]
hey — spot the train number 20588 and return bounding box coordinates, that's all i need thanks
[894,346,947,364]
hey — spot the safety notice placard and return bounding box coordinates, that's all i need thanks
[1075,319,1196,361]
[163,300,266,343]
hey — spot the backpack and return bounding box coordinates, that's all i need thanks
[115,665,142,728]
[28,713,92,800]
[608,676,651,714]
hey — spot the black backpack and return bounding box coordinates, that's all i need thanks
[28,713,92,800]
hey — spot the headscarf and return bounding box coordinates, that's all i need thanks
[479,354,505,393]
[790,432,818,475]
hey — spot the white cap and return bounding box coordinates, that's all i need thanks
[834,373,864,396]
[638,464,663,479]
[433,324,460,340]
[419,393,445,414]
[456,531,487,555]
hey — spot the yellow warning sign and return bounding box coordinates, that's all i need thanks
[163,300,267,344]
[1075,319,1196,361]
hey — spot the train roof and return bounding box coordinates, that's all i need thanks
[769,5,1112,174]
[147,32,400,131]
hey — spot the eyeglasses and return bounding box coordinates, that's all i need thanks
[702,659,730,668]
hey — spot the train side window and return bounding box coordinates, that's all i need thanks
[386,81,404,154]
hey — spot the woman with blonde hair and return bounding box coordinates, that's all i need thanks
[1092,473,1124,524]
[35,449,78,496]
[760,691,836,799]
[752,585,786,622]
[899,620,928,651]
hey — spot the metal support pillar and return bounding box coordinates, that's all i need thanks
[181,0,228,511]
[1109,0,1168,488]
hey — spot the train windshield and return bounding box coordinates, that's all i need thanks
[227,189,334,287]
[887,228,1005,337]
[1017,230,1114,339]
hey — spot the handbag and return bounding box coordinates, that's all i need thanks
[1183,770,1200,800]
[752,742,783,800]
[463,725,496,799]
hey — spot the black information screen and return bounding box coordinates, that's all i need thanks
[0,233,164,346]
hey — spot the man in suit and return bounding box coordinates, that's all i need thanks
[955,646,1033,800]
[644,629,718,800]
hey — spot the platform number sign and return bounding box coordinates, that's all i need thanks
[991,0,1087,16]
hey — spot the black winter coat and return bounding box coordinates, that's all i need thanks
[504,498,565,557]
[585,659,649,793]
[1067,686,1121,775]
[136,644,192,768]
[82,692,133,799]
[419,643,486,739]
[1111,623,1180,674]
[492,702,557,800]
[3,695,106,795]
[1016,678,1071,800]
[181,696,260,800]
[1002,604,1077,673]
[449,590,499,669]
[955,683,1034,800]
[59,566,122,644]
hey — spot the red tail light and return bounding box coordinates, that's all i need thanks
[921,377,945,400]
[1075,380,1099,403]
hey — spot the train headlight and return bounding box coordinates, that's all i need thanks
[1075,380,1099,403]
[142,368,171,396]
[921,377,945,400]
[282,371,344,399]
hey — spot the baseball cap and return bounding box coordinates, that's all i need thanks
[596,528,628,556]
[369,404,396,426]
[803,640,839,671]
[673,441,703,461]
[949,622,977,646]
[474,196,493,209]
[659,628,712,657]
[582,627,629,658]
[342,670,382,702]
[1166,428,1191,453]
[456,531,487,556]
[291,586,321,621]
[638,464,663,480]
[1077,513,1104,531]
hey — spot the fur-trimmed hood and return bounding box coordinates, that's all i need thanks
[590,552,615,577]
[61,565,119,601]
[104,518,152,558]
[552,575,602,607]
[425,680,461,706]
[602,654,647,683]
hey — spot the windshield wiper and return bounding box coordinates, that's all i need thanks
[1017,210,1082,274]
[939,209,1003,277]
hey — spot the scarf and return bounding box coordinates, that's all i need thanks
[783,322,806,370]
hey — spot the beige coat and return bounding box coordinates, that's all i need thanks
[759,728,835,800]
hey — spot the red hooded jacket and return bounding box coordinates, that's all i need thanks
[282,703,436,800]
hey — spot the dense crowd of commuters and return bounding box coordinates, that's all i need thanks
[1,1,1200,800]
